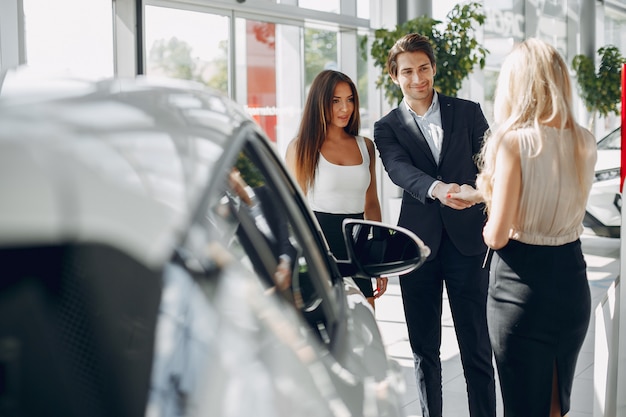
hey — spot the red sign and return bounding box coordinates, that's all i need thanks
[246,21,277,142]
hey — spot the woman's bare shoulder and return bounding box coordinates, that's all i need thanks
[500,130,524,154]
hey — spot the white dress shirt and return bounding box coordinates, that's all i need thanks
[404,92,443,199]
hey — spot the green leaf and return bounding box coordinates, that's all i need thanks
[364,1,488,106]
[572,45,625,120]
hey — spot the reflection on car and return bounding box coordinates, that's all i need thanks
[584,126,621,238]
[0,70,430,417]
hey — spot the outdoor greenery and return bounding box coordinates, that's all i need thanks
[304,28,338,87]
[303,29,369,107]
[571,45,625,127]
[148,36,228,93]
[361,1,488,107]
[149,37,204,81]
[149,27,354,99]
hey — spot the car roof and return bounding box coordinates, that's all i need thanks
[0,70,252,269]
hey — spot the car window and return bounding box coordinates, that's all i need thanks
[597,127,621,150]
[202,133,340,344]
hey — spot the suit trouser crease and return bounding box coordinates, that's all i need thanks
[399,231,496,417]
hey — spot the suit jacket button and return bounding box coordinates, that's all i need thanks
[436,176,442,180]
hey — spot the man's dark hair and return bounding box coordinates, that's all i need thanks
[386,33,436,78]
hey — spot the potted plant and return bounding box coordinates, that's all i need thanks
[572,45,625,129]
[361,1,488,107]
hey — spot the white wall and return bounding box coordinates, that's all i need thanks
[0,0,24,74]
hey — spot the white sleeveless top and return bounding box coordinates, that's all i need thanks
[510,126,597,246]
[307,136,370,214]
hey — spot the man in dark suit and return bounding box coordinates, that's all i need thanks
[373,33,495,417]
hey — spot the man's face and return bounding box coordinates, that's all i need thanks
[391,50,436,104]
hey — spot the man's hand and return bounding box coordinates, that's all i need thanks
[433,182,476,210]
[274,258,292,291]
[448,184,484,206]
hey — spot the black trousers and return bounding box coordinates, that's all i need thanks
[314,211,374,297]
[399,230,495,417]
[488,239,590,417]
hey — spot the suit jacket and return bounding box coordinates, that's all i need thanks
[374,93,489,259]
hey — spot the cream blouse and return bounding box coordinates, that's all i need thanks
[510,125,597,246]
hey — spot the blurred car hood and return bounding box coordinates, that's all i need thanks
[595,148,620,173]
[0,72,247,269]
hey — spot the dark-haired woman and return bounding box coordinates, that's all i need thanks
[285,69,387,310]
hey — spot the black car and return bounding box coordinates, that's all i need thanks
[0,70,429,417]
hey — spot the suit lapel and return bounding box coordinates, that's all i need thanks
[438,94,454,166]
[395,104,437,166]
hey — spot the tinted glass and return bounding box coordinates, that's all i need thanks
[597,128,621,150]
[204,138,336,344]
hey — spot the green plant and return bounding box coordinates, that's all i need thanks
[572,45,625,128]
[361,2,488,106]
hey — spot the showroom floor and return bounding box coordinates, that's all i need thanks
[375,230,621,417]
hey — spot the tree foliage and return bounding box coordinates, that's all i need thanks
[148,37,228,94]
[361,1,488,106]
[149,37,202,81]
[571,45,625,123]
[206,40,228,93]
[304,28,338,87]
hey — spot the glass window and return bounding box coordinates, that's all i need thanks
[297,0,340,14]
[597,127,621,150]
[145,6,229,94]
[204,138,338,344]
[605,8,626,56]
[433,0,463,20]
[239,19,278,142]
[357,32,370,137]
[483,0,523,67]
[530,0,567,55]
[356,0,369,19]
[483,69,499,126]
[233,17,301,159]
[22,0,113,79]
[304,26,338,90]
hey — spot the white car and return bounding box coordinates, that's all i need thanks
[0,69,430,417]
[584,127,621,238]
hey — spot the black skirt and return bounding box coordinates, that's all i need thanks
[487,239,591,417]
[314,211,374,298]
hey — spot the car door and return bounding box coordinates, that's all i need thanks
[201,127,346,347]
[151,122,407,417]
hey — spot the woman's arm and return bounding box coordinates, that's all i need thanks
[482,132,521,249]
[364,137,387,298]
[363,137,382,222]
[284,139,297,177]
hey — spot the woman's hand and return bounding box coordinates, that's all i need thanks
[374,277,388,298]
[446,184,484,207]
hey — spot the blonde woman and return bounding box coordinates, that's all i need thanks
[473,38,597,417]
[286,69,387,310]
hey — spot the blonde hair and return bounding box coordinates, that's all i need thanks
[476,38,591,212]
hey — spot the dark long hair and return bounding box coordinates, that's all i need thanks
[294,70,360,193]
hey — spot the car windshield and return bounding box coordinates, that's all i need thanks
[597,127,621,150]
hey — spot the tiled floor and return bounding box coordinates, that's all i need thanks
[375,231,621,417]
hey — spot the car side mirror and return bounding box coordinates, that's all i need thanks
[336,219,430,278]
